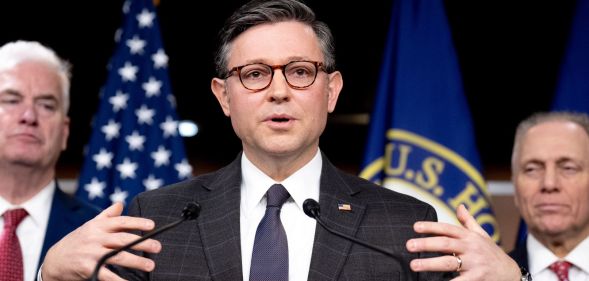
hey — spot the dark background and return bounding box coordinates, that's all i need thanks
[0,0,577,179]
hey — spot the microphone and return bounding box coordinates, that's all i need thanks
[303,199,403,264]
[88,202,201,281]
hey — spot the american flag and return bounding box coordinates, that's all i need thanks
[337,203,352,212]
[76,0,192,209]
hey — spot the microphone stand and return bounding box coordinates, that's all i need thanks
[88,202,200,281]
[303,199,403,264]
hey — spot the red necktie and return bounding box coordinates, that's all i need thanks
[0,208,29,281]
[549,260,572,281]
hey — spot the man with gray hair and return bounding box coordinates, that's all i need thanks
[509,111,589,280]
[0,40,99,281]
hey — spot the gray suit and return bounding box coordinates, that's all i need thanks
[117,153,448,280]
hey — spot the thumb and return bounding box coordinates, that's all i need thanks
[456,204,489,237]
[96,202,124,218]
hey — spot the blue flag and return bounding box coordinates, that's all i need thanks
[76,0,192,209]
[359,0,500,242]
[552,0,589,112]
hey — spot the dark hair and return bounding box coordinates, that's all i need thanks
[214,0,336,78]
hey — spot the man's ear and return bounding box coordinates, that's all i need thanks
[326,71,343,113]
[61,116,70,151]
[211,77,231,117]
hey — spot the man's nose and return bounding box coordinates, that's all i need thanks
[267,69,290,102]
[541,167,560,193]
[19,104,39,126]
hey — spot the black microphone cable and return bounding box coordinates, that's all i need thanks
[303,199,404,264]
[88,202,201,281]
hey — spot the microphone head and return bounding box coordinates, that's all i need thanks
[182,202,201,220]
[303,199,320,218]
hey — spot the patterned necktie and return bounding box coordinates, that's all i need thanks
[0,208,29,281]
[549,260,572,281]
[250,184,290,281]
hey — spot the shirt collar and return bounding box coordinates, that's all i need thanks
[241,150,322,213]
[281,151,321,210]
[528,233,589,275]
[565,235,589,274]
[528,234,559,275]
[0,181,55,227]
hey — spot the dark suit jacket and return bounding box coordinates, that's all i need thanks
[118,153,448,280]
[37,184,100,272]
[508,240,529,269]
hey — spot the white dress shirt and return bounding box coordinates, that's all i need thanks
[528,233,589,281]
[240,150,321,281]
[0,181,54,281]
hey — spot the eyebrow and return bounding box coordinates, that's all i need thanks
[242,56,311,65]
[556,157,577,165]
[0,89,22,96]
[523,157,577,166]
[0,89,61,106]
[522,159,543,166]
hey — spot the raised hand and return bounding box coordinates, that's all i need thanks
[406,204,521,281]
[41,203,162,281]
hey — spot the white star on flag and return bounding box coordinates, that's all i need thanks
[126,131,146,151]
[136,8,155,28]
[84,178,106,200]
[152,49,168,69]
[160,116,178,137]
[117,158,138,179]
[127,35,146,54]
[122,1,131,14]
[167,94,176,108]
[101,120,121,140]
[143,174,163,191]
[151,146,171,167]
[109,91,129,112]
[175,160,193,179]
[119,61,138,82]
[142,77,162,97]
[77,0,192,210]
[135,105,155,125]
[93,148,113,169]
[110,187,129,204]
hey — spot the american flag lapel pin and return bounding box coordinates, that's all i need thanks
[338,203,352,212]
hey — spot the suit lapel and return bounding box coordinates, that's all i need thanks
[40,188,70,269]
[40,184,99,272]
[508,239,529,269]
[197,155,244,280]
[308,155,367,280]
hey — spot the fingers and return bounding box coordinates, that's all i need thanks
[40,203,162,281]
[456,204,489,238]
[407,235,460,254]
[105,251,157,272]
[97,203,124,218]
[413,220,464,238]
[100,215,156,232]
[94,203,155,232]
[96,266,130,281]
[410,254,461,272]
[101,232,161,253]
[412,204,489,240]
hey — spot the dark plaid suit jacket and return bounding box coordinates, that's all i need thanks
[117,153,448,280]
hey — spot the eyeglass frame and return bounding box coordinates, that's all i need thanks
[224,60,326,91]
